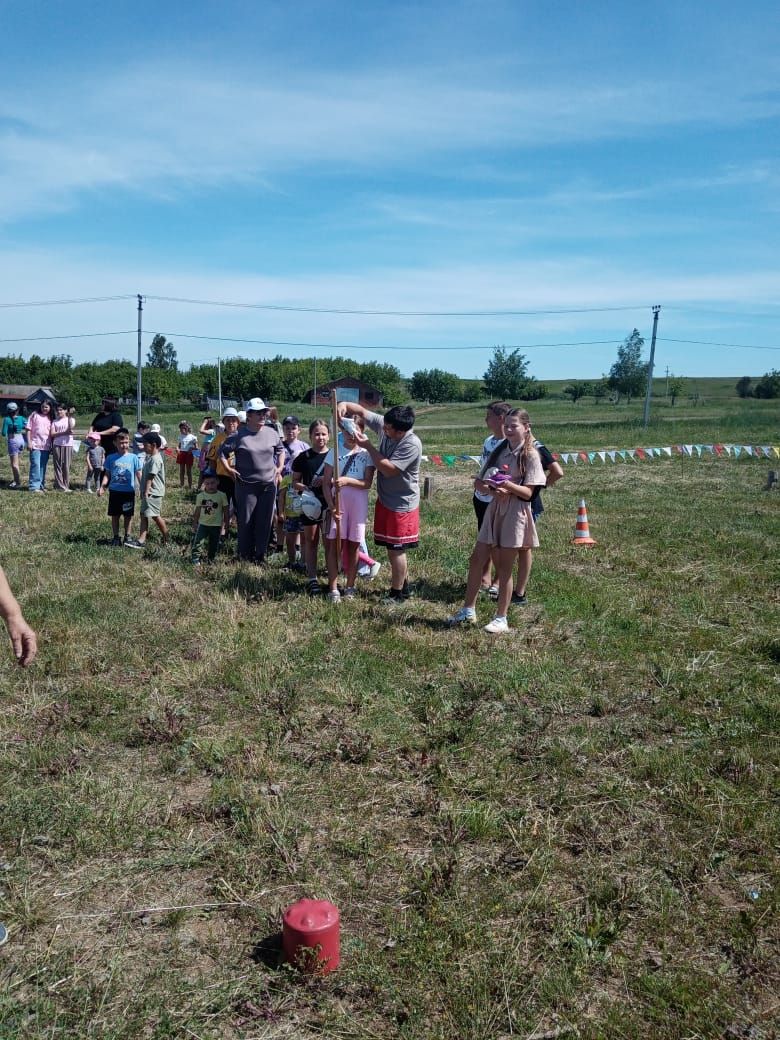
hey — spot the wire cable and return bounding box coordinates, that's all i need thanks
[0,330,135,344]
[145,294,652,318]
[0,295,136,309]
[160,332,623,351]
[659,337,780,351]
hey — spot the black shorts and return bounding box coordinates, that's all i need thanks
[217,475,235,506]
[473,494,489,530]
[108,490,136,517]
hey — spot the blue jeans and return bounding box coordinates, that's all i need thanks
[29,449,51,490]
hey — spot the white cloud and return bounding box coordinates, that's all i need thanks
[1,60,779,222]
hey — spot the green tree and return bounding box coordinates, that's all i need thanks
[483,347,540,400]
[735,376,753,398]
[563,380,593,404]
[667,375,685,406]
[753,369,780,399]
[591,379,609,403]
[146,334,178,371]
[408,368,462,403]
[607,330,647,404]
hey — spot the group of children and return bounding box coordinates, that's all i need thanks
[3,393,559,630]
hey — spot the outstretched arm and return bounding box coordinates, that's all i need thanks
[0,566,37,666]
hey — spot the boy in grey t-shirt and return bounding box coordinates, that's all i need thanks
[125,432,168,549]
[338,402,422,602]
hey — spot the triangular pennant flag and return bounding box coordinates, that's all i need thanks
[431,454,443,466]
[636,448,646,460]
[694,445,702,456]
[703,445,714,454]
[443,455,456,467]
[627,449,636,459]
[761,446,771,458]
[618,450,627,460]
[733,446,742,458]
[773,446,780,458]
[579,452,588,463]
[663,447,672,457]
[607,450,616,462]
[598,451,606,462]
[744,446,754,456]
[714,444,724,456]
[468,455,481,463]
[552,453,561,460]
[683,445,693,456]
[587,452,596,463]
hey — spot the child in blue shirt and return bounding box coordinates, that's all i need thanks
[98,429,143,545]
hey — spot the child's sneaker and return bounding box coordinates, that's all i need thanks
[124,538,145,550]
[485,584,499,600]
[7,482,18,489]
[484,616,510,634]
[307,579,322,596]
[343,587,357,599]
[446,607,477,627]
[511,592,528,606]
[327,589,341,604]
[110,536,122,547]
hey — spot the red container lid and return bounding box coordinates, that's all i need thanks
[283,898,339,935]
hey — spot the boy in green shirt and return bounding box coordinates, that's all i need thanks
[191,470,228,565]
[126,432,168,549]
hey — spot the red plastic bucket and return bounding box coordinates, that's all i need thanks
[282,898,340,974]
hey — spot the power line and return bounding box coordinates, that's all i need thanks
[0,295,136,309]
[162,331,622,351]
[659,337,780,351]
[145,294,651,318]
[0,330,135,344]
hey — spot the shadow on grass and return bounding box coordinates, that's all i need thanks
[251,931,284,970]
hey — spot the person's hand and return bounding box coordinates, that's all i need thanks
[336,402,348,418]
[5,613,37,667]
[352,428,369,447]
[97,487,104,497]
[473,477,490,494]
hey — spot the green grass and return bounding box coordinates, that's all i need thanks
[0,402,778,1039]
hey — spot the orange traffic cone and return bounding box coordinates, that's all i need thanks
[571,498,596,546]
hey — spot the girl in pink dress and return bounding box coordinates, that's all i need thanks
[447,409,546,634]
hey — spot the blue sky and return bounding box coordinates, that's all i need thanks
[1,0,778,381]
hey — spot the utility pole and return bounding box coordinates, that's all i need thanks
[136,294,143,426]
[642,305,661,429]
[313,356,317,412]
[665,365,669,397]
[217,357,223,417]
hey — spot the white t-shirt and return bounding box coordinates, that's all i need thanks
[179,433,198,452]
[475,434,503,503]
[324,446,372,481]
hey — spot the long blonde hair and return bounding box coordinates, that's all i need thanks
[505,408,537,477]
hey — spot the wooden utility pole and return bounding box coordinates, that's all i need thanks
[330,390,342,563]
[642,305,661,429]
[136,294,143,426]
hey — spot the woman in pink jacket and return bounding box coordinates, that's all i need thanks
[25,401,53,492]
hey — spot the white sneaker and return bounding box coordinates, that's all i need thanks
[446,607,476,627]
[327,589,341,603]
[484,616,510,634]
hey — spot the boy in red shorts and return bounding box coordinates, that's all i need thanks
[337,402,422,602]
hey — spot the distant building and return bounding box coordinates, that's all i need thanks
[306,377,383,409]
[204,396,240,413]
[0,384,58,414]
[118,395,161,406]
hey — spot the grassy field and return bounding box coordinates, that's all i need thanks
[0,401,778,1039]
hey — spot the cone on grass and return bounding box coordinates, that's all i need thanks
[572,498,596,546]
